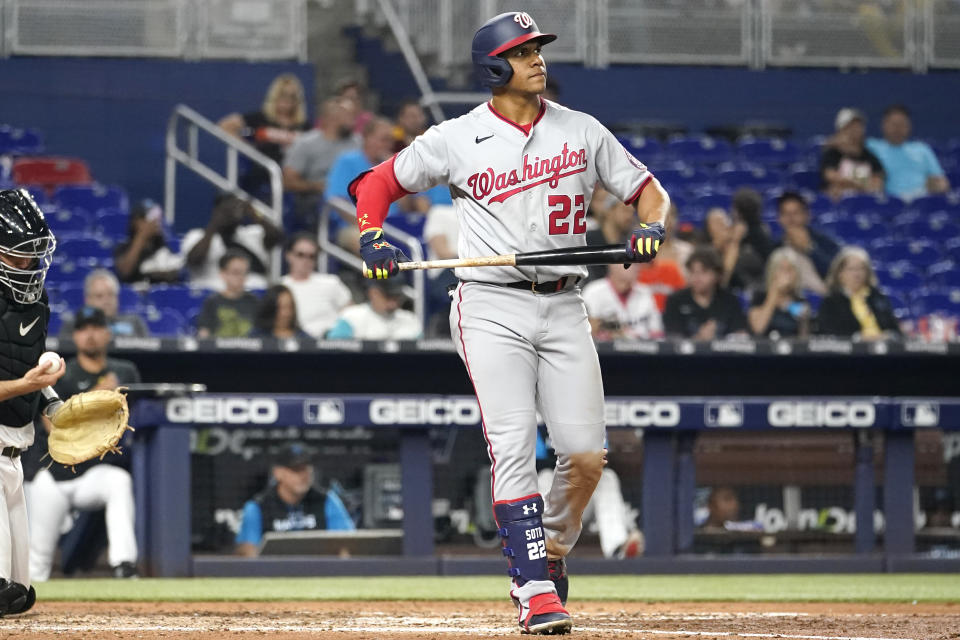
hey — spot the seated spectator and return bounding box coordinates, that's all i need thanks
[637,203,693,311]
[815,246,901,340]
[235,443,354,557]
[324,117,430,250]
[698,486,760,532]
[181,193,282,291]
[252,284,309,340]
[196,250,259,338]
[392,99,428,152]
[536,432,643,559]
[327,279,421,340]
[655,202,695,275]
[776,191,838,292]
[332,78,374,134]
[582,263,663,341]
[663,247,748,340]
[280,233,352,338]
[731,188,774,262]
[704,207,764,293]
[282,98,360,232]
[218,73,310,195]
[423,204,459,337]
[866,104,950,201]
[820,108,885,200]
[585,195,636,282]
[748,248,811,339]
[59,269,149,338]
[27,306,140,581]
[113,200,183,284]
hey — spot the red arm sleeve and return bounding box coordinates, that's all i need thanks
[347,155,412,234]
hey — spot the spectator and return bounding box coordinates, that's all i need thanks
[585,195,635,282]
[582,263,664,341]
[663,247,748,340]
[700,486,742,531]
[392,99,428,152]
[536,432,643,559]
[59,269,149,338]
[655,202,695,274]
[218,73,310,195]
[280,233,352,338]
[181,193,283,291]
[747,248,811,339]
[636,203,692,311]
[422,204,459,337]
[251,284,309,340]
[113,200,183,284]
[235,443,354,557]
[282,98,360,232]
[333,79,374,135]
[196,250,259,338]
[704,207,764,292]
[821,108,885,200]
[326,279,421,340]
[324,117,429,250]
[731,188,774,261]
[866,104,951,201]
[27,306,140,581]
[776,191,838,291]
[815,246,901,340]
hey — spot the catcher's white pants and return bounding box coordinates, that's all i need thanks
[0,455,30,587]
[27,465,137,581]
[538,467,634,558]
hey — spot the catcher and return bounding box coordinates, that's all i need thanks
[26,305,139,582]
[0,189,64,617]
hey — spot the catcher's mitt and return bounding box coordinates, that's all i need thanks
[47,388,135,467]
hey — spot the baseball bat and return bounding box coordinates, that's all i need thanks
[398,244,636,271]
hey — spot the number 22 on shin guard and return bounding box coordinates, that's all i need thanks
[526,526,545,560]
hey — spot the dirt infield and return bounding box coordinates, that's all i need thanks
[4,601,959,639]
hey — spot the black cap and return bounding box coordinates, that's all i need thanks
[73,306,108,330]
[369,278,409,299]
[274,443,312,469]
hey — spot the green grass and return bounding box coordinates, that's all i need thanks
[35,574,960,603]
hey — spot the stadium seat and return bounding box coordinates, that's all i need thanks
[820,216,887,244]
[882,291,912,319]
[94,209,130,239]
[666,136,733,166]
[912,289,960,317]
[55,283,86,311]
[837,194,904,218]
[144,308,188,336]
[47,208,91,234]
[788,168,821,192]
[118,286,143,313]
[716,167,782,191]
[54,184,128,216]
[47,312,62,337]
[874,262,925,292]
[618,135,662,163]
[147,286,211,317]
[0,126,44,155]
[736,138,799,167]
[12,157,92,192]
[946,238,960,263]
[904,193,953,215]
[871,239,942,268]
[903,219,960,242]
[47,260,91,284]
[57,237,114,262]
[654,166,711,194]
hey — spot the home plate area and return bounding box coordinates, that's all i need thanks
[5,601,958,639]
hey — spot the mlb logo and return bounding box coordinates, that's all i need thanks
[705,401,743,427]
[304,399,345,425]
[901,402,939,427]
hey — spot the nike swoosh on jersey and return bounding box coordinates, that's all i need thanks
[19,317,40,336]
[475,134,494,144]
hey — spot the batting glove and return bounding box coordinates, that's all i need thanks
[626,222,665,262]
[359,227,408,279]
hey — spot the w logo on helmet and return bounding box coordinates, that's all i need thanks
[513,12,533,29]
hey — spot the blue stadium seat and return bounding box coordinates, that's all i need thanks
[47,311,62,337]
[820,216,887,244]
[903,219,960,242]
[48,208,90,234]
[688,193,732,222]
[871,239,942,268]
[788,168,821,192]
[904,193,953,215]
[147,286,211,317]
[946,238,960,263]
[47,260,91,284]
[654,166,711,194]
[912,289,960,317]
[736,138,799,167]
[837,194,904,218]
[94,209,129,240]
[57,237,114,262]
[53,184,128,217]
[874,262,925,292]
[805,292,822,312]
[0,126,44,155]
[807,194,836,216]
[144,308,188,336]
[716,166,782,191]
[18,186,51,207]
[882,291,912,320]
[617,135,662,163]
[118,286,143,313]
[666,136,733,166]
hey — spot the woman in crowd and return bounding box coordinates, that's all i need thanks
[747,248,811,339]
[252,285,309,340]
[815,246,901,339]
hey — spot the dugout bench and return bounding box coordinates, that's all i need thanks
[130,395,960,577]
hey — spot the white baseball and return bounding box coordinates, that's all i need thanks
[38,351,62,374]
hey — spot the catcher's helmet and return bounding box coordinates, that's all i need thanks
[472,12,556,89]
[0,189,56,304]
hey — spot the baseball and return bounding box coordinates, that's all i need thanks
[38,351,62,374]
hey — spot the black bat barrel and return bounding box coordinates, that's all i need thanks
[514,244,637,267]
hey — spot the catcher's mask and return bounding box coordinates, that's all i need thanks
[0,189,56,305]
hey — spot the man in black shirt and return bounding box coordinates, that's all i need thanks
[663,247,748,340]
[820,108,885,200]
[26,306,140,582]
[196,250,260,338]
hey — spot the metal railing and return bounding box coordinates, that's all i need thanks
[164,104,283,281]
[360,0,959,74]
[319,197,428,332]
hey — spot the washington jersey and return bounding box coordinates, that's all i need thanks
[393,99,653,283]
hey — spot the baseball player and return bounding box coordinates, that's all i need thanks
[0,189,64,616]
[348,12,668,634]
